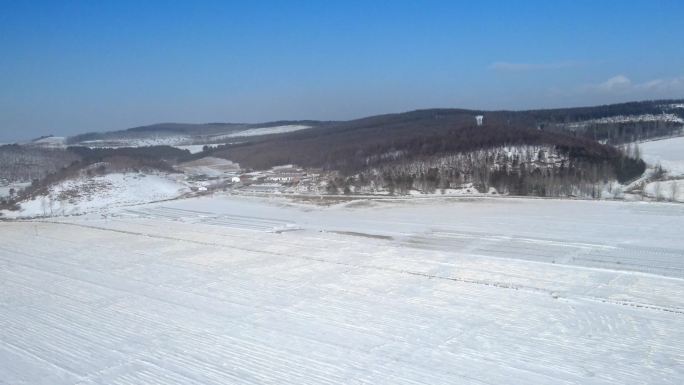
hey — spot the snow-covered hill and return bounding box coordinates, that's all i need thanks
[70,125,313,150]
[639,136,684,177]
[637,136,684,202]
[564,113,684,129]
[2,173,189,218]
[223,124,311,138]
[25,135,67,148]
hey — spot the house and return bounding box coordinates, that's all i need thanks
[266,173,302,183]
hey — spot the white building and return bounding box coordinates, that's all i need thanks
[475,115,484,126]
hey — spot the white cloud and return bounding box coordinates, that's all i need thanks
[634,76,684,92]
[489,61,579,72]
[595,75,632,92]
[544,74,684,107]
[584,74,684,95]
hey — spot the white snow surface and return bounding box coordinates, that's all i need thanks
[26,136,67,148]
[1,194,683,384]
[75,125,310,149]
[80,136,191,148]
[173,144,212,154]
[223,124,311,138]
[0,182,31,199]
[643,179,684,202]
[565,113,684,128]
[2,173,189,218]
[176,157,240,177]
[639,136,684,176]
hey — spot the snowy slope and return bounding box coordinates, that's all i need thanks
[80,135,192,148]
[643,179,684,202]
[0,195,682,384]
[25,136,67,148]
[565,113,684,129]
[223,124,311,138]
[2,173,189,218]
[0,182,31,199]
[639,136,684,176]
[638,136,684,202]
[173,144,210,154]
[176,157,240,177]
[74,125,311,150]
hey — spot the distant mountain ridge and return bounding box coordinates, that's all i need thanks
[4,98,682,204]
[66,120,331,145]
[64,98,683,146]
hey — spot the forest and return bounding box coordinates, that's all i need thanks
[3,99,678,202]
[208,118,646,198]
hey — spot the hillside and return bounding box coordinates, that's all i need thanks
[206,107,654,197]
[66,120,329,148]
[59,99,683,151]
[6,99,683,202]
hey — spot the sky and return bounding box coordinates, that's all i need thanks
[1,0,683,142]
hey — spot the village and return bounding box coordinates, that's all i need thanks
[175,156,326,195]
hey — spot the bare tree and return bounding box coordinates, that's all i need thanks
[653,181,662,201]
[48,195,55,216]
[633,143,641,160]
[40,197,48,217]
[59,194,68,216]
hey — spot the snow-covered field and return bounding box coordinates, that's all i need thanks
[176,157,240,178]
[1,195,683,384]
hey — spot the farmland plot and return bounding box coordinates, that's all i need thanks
[1,196,683,384]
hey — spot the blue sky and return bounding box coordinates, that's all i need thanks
[1,0,683,142]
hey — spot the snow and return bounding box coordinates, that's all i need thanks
[224,124,311,138]
[643,179,684,202]
[176,157,240,177]
[639,136,684,177]
[2,173,189,218]
[636,136,684,202]
[76,126,309,150]
[1,195,683,384]
[26,136,67,148]
[565,113,684,129]
[78,136,223,149]
[407,184,482,196]
[80,136,192,148]
[0,182,31,199]
[173,144,213,154]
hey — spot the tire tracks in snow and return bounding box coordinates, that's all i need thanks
[28,219,684,316]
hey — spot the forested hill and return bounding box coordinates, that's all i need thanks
[201,100,684,196]
[5,98,682,199]
[64,99,683,147]
[207,99,684,172]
